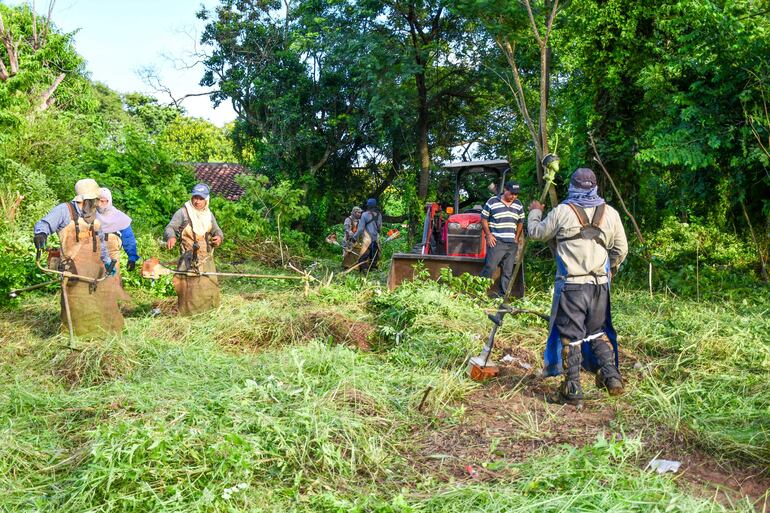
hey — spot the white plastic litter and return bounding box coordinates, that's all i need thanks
[648,459,681,474]
[501,354,515,364]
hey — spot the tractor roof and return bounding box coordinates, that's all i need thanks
[442,159,509,172]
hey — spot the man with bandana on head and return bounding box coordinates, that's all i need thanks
[528,168,628,405]
[33,178,125,336]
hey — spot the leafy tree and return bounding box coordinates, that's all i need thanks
[158,116,235,162]
[123,93,182,135]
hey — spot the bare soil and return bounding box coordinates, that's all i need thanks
[303,309,375,351]
[413,344,770,509]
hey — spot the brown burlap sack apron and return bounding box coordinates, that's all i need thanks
[173,210,220,316]
[59,205,124,336]
[342,219,360,268]
[103,232,131,302]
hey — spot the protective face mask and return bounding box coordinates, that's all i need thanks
[82,199,96,215]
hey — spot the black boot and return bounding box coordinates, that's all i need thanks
[548,340,583,405]
[591,335,624,395]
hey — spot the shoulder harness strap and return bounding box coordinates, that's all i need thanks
[557,203,607,249]
[66,202,80,242]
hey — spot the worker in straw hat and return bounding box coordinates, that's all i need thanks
[528,167,628,405]
[33,178,125,336]
[164,183,224,316]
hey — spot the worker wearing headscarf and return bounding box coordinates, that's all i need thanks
[97,188,139,301]
[163,184,224,316]
[342,206,363,267]
[97,188,140,272]
[33,179,124,336]
[528,168,628,404]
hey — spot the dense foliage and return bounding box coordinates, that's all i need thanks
[1,0,768,293]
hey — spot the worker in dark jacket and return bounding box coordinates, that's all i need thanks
[353,198,382,272]
[528,168,628,404]
[164,184,224,316]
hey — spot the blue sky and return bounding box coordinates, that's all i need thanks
[4,0,236,125]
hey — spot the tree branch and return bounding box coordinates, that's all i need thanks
[588,131,647,252]
[36,72,65,111]
[544,0,559,43]
[495,36,540,161]
[523,0,543,46]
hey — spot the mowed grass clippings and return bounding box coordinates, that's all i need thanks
[612,289,770,464]
[0,271,766,512]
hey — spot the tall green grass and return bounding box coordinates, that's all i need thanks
[0,274,765,512]
[612,289,770,464]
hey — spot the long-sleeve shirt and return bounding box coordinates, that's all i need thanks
[353,210,381,242]
[163,207,224,241]
[116,225,140,262]
[527,203,628,284]
[343,216,358,241]
[34,202,111,264]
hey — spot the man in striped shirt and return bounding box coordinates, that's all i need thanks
[480,181,525,297]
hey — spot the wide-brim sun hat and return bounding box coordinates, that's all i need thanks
[73,178,101,202]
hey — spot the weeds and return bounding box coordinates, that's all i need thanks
[0,266,766,512]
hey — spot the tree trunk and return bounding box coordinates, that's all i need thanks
[37,73,65,112]
[416,71,431,199]
[540,1,558,206]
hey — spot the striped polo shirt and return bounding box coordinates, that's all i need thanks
[481,195,525,242]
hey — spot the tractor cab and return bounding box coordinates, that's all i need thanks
[388,159,524,297]
[423,160,508,258]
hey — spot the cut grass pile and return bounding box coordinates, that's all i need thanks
[612,289,770,464]
[0,268,766,512]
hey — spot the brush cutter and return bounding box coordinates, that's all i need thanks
[141,257,306,281]
[325,229,401,248]
[467,155,557,381]
[8,279,59,298]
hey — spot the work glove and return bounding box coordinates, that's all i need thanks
[127,260,136,272]
[34,232,48,250]
[105,261,117,277]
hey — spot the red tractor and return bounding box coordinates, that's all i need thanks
[387,159,525,297]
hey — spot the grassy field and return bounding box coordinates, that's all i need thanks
[0,259,768,512]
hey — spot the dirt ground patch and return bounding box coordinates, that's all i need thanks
[413,347,770,508]
[639,427,770,510]
[303,310,375,351]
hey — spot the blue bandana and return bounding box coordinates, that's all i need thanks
[561,184,605,208]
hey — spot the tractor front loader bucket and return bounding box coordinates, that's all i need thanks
[387,253,524,298]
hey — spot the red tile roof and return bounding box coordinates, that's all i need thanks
[192,163,249,200]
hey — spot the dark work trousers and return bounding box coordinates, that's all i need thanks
[480,240,517,297]
[358,241,381,272]
[555,282,609,342]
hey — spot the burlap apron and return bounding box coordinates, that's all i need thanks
[173,223,220,316]
[103,232,131,302]
[59,210,124,336]
[342,219,361,268]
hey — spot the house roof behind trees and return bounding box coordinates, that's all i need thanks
[192,163,249,200]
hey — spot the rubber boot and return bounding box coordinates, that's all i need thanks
[591,335,624,396]
[548,339,583,405]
